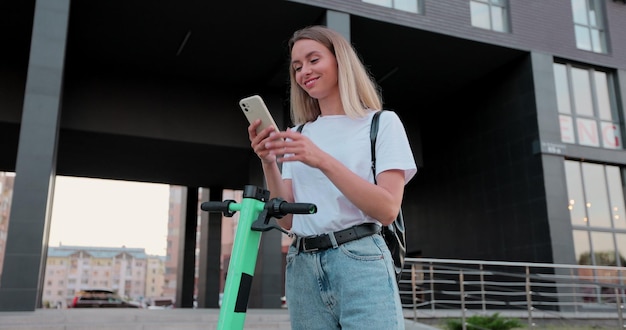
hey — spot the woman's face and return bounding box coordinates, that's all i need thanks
[291,39,339,102]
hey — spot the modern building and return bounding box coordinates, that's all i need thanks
[42,245,152,308]
[144,255,167,306]
[0,0,624,311]
[162,186,184,302]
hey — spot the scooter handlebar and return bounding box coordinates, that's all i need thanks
[200,200,237,217]
[276,202,317,215]
[200,201,232,212]
[200,198,316,218]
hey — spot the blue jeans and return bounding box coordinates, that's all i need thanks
[286,233,405,330]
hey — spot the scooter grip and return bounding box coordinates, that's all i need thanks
[201,200,235,212]
[279,202,317,215]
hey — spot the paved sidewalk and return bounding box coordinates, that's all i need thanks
[0,308,440,329]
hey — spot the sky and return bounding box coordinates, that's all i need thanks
[49,176,170,256]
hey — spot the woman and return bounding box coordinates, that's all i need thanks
[248,25,417,329]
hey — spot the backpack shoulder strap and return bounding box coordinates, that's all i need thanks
[370,110,385,184]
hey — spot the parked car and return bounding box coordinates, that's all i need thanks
[147,298,174,310]
[70,289,141,308]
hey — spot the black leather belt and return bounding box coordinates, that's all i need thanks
[293,223,380,252]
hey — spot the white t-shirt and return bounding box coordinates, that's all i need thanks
[281,110,418,237]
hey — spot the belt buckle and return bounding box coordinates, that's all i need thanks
[301,237,319,252]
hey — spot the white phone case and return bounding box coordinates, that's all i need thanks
[238,95,280,134]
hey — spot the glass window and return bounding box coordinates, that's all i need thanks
[582,163,611,228]
[571,68,593,117]
[395,0,418,13]
[565,161,587,227]
[573,230,591,264]
[616,233,626,264]
[490,5,506,32]
[577,118,600,147]
[470,0,509,32]
[572,0,589,25]
[566,161,626,268]
[362,0,421,13]
[600,122,622,150]
[587,0,602,28]
[363,0,392,6]
[594,72,612,120]
[559,115,576,143]
[607,166,626,230]
[574,26,592,51]
[470,2,490,30]
[553,63,623,150]
[554,64,572,114]
[571,0,607,53]
[590,232,616,264]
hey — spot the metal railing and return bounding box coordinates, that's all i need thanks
[398,257,626,329]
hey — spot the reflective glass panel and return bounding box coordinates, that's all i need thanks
[590,29,605,53]
[594,71,611,120]
[573,230,596,294]
[470,2,491,29]
[573,230,591,264]
[588,0,602,28]
[606,166,626,229]
[363,0,392,7]
[600,122,622,149]
[554,64,572,114]
[571,67,594,116]
[560,115,576,143]
[575,26,592,51]
[576,118,600,147]
[590,231,616,265]
[491,6,506,32]
[572,0,589,25]
[394,0,418,13]
[565,161,587,227]
[582,163,611,228]
[615,233,626,266]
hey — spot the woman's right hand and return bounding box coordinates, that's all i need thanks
[248,119,280,164]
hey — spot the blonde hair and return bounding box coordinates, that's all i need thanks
[288,25,382,125]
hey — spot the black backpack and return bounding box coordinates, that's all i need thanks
[370,110,406,280]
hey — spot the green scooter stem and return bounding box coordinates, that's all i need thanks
[217,189,266,330]
[201,185,316,330]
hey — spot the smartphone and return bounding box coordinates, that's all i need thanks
[239,95,280,135]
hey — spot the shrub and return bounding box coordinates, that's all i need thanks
[445,313,524,330]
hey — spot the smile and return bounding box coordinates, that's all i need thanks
[304,77,319,88]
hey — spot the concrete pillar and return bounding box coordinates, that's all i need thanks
[0,0,70,311]
[197,187,222,308]
[531,51,577,311]
[175,186,198,308]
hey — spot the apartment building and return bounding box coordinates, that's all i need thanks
[43,245,156,308]
[145,255,166,305]
[162,186,184,301]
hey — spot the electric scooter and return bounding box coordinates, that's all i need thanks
[200,184,316,330]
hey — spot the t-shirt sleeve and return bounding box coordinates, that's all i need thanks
[375,111,418,184]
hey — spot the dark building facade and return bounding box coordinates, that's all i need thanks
[0,0,624,311]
